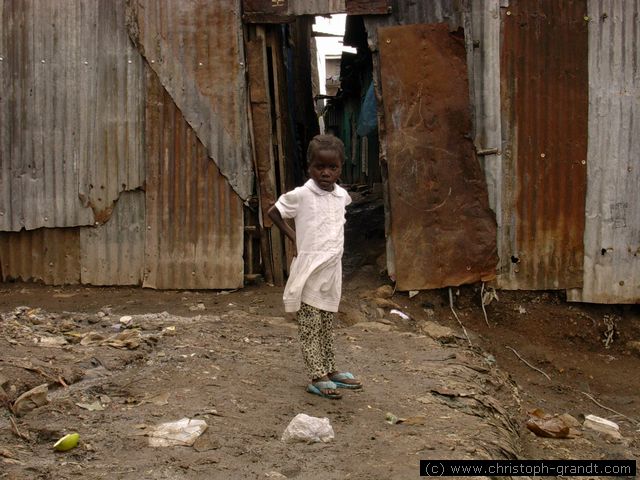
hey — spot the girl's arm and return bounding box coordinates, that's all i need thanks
[267,205,297,254]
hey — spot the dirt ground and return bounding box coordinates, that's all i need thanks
[1,194,639,479]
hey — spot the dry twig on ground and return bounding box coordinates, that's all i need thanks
[505,346,551,381]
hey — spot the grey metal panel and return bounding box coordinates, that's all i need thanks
[143,66,244,290]
[469,0,502,217]
[129,0,254,200]
[289,0,345,15]
[0,228,81,284]
[0,0,144,231]
[567,0,640,303]
[80,190,145,286]
[364,0,463,46]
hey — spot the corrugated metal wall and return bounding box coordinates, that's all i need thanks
[129,0,253,200]
[567,0,640,303]
[0,0,144,231]
[498,0,589,290]
[0,228,81,284]
[143,67,244,290]
[80,190,145,285]
[1,0,247,289]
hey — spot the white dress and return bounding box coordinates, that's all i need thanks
[275,179,352,313]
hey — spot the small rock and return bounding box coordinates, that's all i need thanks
[265,473,287,479]
[417,320,457,342]
[353,322,395,332]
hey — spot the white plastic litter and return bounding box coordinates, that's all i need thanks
[583,414,622,439]
[148,418,208,447]
[281,413,335,443]
[389,309,410,321]
[409,290,419,299]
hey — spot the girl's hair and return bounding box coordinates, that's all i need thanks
[307,134,345,165]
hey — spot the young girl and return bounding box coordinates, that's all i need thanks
[268,134,362,399]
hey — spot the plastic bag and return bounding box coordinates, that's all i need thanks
[281,413,334,443]
[356,83,378,137]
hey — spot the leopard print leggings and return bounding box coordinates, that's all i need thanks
[297,303,336,379]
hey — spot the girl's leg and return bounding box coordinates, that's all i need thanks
[318,309,336,375]
[297,303,339,396]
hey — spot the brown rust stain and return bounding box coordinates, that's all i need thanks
[143,66,244,290]
[379,23,498,290]
[500,0,588,289]
[0,228,81,284]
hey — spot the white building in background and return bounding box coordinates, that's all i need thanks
[313,14,356,132]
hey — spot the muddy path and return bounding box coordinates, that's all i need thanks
[0,279,638,479]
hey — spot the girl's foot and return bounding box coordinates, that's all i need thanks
[307,376,341,399]
[328,371,362,389]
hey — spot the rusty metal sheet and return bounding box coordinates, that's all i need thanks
[346,0,391,15]
[379,23,498,290]
[128,0,253,201]
[243,0,292,22]
[0,0,144,232]
[499,0,588,290]
[567,0,640,303]
[242,0,345,21]
[0,228,80,284]
[80,191,145,286]
[143,67,244,290]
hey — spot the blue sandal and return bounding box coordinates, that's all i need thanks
[329,372,362,390]
[307,381,342,399]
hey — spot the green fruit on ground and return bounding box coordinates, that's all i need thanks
[53,433,80,451]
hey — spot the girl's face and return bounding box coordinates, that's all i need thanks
[308,149,342,191]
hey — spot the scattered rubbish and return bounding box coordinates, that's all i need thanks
[385,412,426,425]
[602,314,618,348]
[104,330,141,349]
[526,409,577,439]
[162,326,177,336]
[385,412,400,424]
[580,391,639,426]
[409,290,419,299]
[148,418,208,447]
[34,335,68,347]
[144,392,170,406]
[12,384,49,416]
[583,414,622,439]
[281,413,334,443]
[189,303,206,311]
[375,285,394,299]
[265,472,288,479]
[75,400,105,411]
[80,330,141,349]
[481,283,499,306]
[80,332,106,346]
[389,309,410,321]
[484,354,496,366]
[374,297,401,309]
[53,433,80,452]
[516,305,527,314]
[119,315,133,326]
